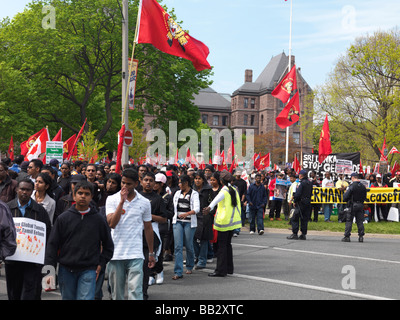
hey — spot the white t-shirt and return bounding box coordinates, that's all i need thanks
[106,190,152,260]
[322,178,334,188]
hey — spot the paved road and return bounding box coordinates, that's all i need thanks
[1,228,400,301]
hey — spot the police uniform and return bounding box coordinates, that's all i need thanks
[342,173,367,242]
[288,170,312,240]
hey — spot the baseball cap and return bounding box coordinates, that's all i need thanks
[155,173,167,184]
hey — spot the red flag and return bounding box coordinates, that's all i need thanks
[136,0,212,71]
[318,115,332,164]
[52,128,62,141]
[255,153,270,171]
[63,134,76,159]
[271,65,297,103]
[8,136,14,161]
[199,160,205,170]
[185,148,191,163]
[293,155,301,173]
[218,151,228,171]
[68,119,87,160]
[275,91,300,129]
[20,128,45,156]
[25,128,50,161]
[391,161,400,176]
[174,149,179,165]
[228,140,236,173]
[389,146,399,155]
[380,137,388,161]
[116,124,125,174]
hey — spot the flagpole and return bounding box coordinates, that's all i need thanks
[285,0,293,165]
[121,0,142,166]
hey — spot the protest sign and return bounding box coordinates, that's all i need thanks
[273,179,291,200]
[311,187,400,205]
[6,217,46,264]
[302,152,360,174]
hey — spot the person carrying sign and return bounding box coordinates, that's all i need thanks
[5,178,52,300]
[342,173,367,243]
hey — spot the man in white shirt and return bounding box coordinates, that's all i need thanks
[106,169,156,300]
[322,172,334,222]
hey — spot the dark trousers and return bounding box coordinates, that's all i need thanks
[5,261,43,300]
[344,204,365,237]
[291,204,310,235]
[311,204,320,221]
[215,230,234,276]
[269,200,282,219]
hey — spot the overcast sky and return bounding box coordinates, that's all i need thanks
[3,0,400,94]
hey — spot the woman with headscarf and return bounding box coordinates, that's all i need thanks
[203,170,242,277]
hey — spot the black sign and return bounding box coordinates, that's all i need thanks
[302,152,360,174]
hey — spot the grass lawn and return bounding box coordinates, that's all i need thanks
[259,214,400,235]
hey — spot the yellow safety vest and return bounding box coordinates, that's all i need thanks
[213,187,242,232]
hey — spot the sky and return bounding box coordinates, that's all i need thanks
[2,0,400,95]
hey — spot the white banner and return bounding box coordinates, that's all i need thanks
[6,217,46,264]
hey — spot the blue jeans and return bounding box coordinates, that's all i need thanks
[107,259,144,300]
[193,239,208,268]
[173,221,196,276]
[323,204,332,221]
[58,265,96,300]
[249,207,264,232]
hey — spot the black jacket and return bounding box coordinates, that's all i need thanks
[343,181,367,204]
[194,183,214,241]
[0,200,16,260]
[45,205,113,272]
[293,177,313,205]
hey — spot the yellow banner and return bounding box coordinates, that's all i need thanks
[311,187,400,204]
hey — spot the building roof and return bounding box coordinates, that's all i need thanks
[192,87,231,111]
[232,52,291,96]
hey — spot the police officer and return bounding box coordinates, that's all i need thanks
[342,172,367,242]
[287,170,312,240]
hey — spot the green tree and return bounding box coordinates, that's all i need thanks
[314,29,400,164]
[76,124,107,162]
[0,0,212,153]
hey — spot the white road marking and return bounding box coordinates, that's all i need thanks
[199,267,393,300]
[233,243,400,265]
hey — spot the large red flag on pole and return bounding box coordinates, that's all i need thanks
[318,115,332,164]
[136,0,212,71]
[271,64,297,104]
[275,91,300,129]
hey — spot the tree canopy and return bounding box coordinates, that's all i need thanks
[0,0,212,153]
[314,29,400,164]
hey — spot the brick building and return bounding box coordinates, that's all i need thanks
[196,52,313,163]
[143,52,313,164]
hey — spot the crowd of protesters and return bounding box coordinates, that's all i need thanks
[0,155,396,300]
